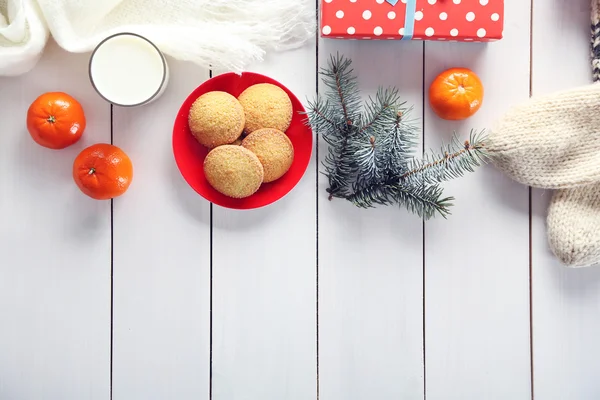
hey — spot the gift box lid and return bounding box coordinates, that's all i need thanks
[321,0,504,41]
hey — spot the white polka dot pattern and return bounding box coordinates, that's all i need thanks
[320,0,504,41]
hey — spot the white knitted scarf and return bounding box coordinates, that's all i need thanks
[0,0,316,76]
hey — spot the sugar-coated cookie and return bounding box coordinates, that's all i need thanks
[188,91,245,148]
[203,145,264,198]
[238,83,293,134]
[242,128,294,183]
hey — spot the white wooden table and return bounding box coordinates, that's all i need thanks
[1,0,598,399]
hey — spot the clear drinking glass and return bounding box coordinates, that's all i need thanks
[89,32,169,107]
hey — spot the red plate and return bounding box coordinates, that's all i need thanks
[173,72,313,209]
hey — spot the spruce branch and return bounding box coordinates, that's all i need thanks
[319,53,362,125]
[401,129,488,186]
[322,130,358,199]
[385,106,419,176]
[345,181,397,208]
[351,87,401,190]
[305,53,367,199]
[305,53,487,219]
[346,180,453,219]
[304,96,339,133]
[395,183,453,220]
[359,87,401,136]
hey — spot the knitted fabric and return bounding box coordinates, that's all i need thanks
[0,0,316,76]
[544,0,600,267]
[547,184,600,267]
[486,0,600,268]
[487,82,600,190]
[592,0,600,81]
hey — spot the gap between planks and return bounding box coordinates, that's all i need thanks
[315,0,321,397]
[110,104,115,400]
[528,0,535,398]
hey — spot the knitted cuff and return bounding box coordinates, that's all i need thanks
[548,183,600,267]
[592,0,600,81]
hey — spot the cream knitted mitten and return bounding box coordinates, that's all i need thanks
[487,82,600,189]
[489,86,600,267]
[547,184,600,267]
[488,84,600,267]
[486,0,600,268]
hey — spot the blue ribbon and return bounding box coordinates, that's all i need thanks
[386,0,417,40]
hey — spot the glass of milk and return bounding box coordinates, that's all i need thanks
[89,33,169,107]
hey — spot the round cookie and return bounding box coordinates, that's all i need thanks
[242,128,294,183]
[203,145,264,198]
[188,91,245,148]
[238,83,293,134]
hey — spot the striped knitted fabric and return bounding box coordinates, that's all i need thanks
[486,0,600,268]
[592,0,600,81]
[546,0,600,268]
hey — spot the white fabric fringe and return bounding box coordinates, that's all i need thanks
[0,0,316,76]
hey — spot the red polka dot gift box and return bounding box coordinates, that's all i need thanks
[320,0,504,42]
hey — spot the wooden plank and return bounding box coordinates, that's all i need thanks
[0,40,111,399]
[423,1,532,398]
[317,40,425,400]
[530,0,600,398]
[111,61,211,400]
[210,46,318,399]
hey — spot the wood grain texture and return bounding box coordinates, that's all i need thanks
[423,1,532,398]
[211,45,318,400]
[111,61,211,400]
[5,2,600,398]
[531,0,600,398]
[0,40,111,400]
[317,39,425,400]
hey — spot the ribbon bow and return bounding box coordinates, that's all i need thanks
[386,0,417,40]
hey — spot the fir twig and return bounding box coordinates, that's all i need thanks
[305,53,366,199]
[346,180,453,219]
[358,87,401,136]
[402,129,488,186]
[351,87,400,190]
[385,106,419,177]
[395,183,453,220]
[320,53,362,125]
[305,53,488,220]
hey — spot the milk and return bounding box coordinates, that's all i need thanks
[89,33,169,106]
